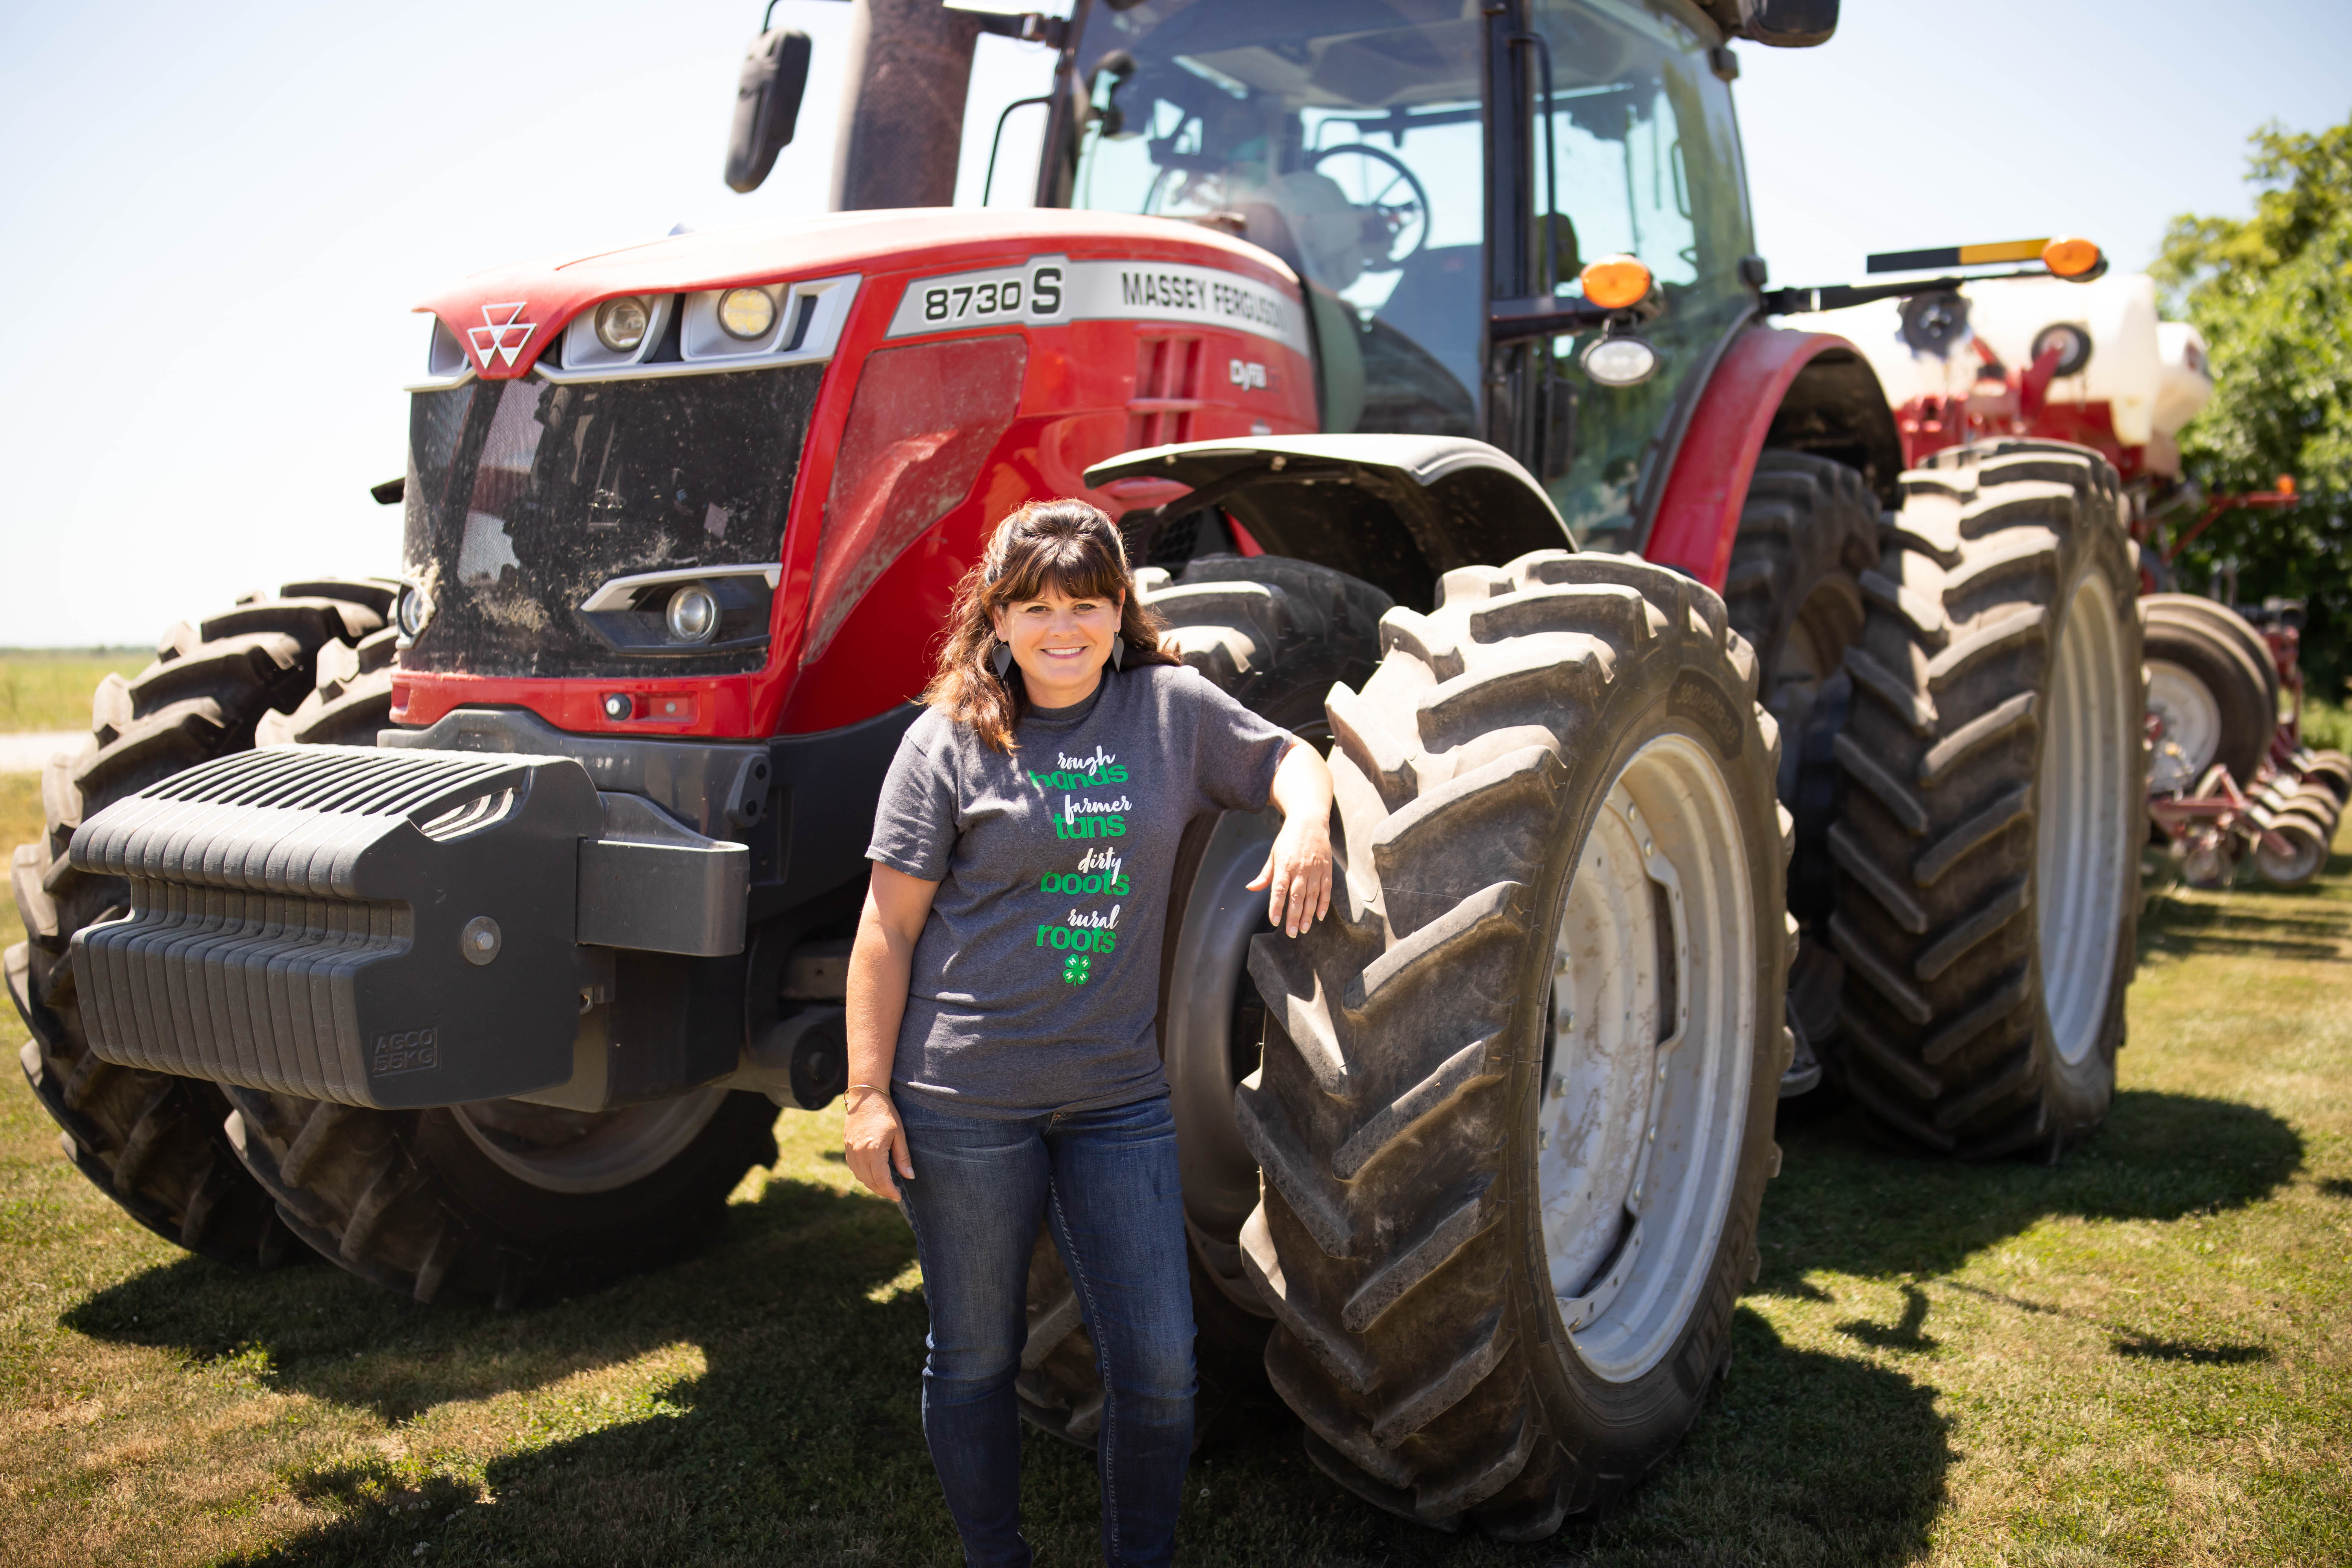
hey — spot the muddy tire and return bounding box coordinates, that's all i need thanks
[1723,451,1880,1083]
[226,635,779,1305]
[2142,595,2275,793]
[1233,551,1787,1534]
[1827,441,2145,1158]
[1015,553,1393,1446]
[7,582,394,1265]
[256,624,400,746]
[218,1086,781,1305]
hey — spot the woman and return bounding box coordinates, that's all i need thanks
[844,499,1335,1568]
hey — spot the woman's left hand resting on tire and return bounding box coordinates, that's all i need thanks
[1248,739,1337,938]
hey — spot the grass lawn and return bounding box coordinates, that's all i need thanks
[1,771,2347,1567]
[0,652,149,734]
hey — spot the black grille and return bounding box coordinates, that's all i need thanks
[400,364,824,679]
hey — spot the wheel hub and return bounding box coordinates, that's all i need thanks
[2146,657,2221,793]
[1537,734,1754,1384]
[450,1087,732,1195]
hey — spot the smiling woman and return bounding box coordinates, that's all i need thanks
[837,498,1346,1567]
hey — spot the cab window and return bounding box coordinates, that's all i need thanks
[1530,0,1755,544]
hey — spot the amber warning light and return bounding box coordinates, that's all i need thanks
[2041,237,2103,280]
[1866,237,2105,282]
[1579,255,1653,311]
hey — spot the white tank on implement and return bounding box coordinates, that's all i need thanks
[2153,319,2215,441]
[1968,273,2160,442]
[1785,271,2212,446]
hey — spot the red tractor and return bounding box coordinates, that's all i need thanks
[9,0,2151,1537]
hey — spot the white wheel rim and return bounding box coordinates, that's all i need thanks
[1538,733,1754,1384]
[2037,573,2135,1066]
[450,1087,731,1195]
[2146,658,2221,792]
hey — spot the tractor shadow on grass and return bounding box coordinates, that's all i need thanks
[205,1288,1955,1568]
[1755,1090,2303,1292]
[2136,880,2351,963]
[61,1161,1960,1563]
[60,1167,920,1426]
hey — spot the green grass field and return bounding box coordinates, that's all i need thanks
[0,653,149,734]
[1,770,2346,1567]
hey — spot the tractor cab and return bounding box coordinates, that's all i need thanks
[1041,0,1764,547]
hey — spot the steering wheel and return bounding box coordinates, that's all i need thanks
[1306,143,1431,270]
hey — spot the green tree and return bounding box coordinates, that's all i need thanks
[2153,116,2352,701]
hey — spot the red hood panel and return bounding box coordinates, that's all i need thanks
[414,209,1299,380]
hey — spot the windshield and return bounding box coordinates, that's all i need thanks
[401,366,823,678]
[1058,0,1754,545]
[1063,0,1488,438]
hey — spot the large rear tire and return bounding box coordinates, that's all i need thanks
[1235,551,1787,1535]
[1723,451,1880,1086]
[1827,440,2145,1157]
[7,582,393,1266]
[1015,553,1393,1445]
[2142,594,2275,793]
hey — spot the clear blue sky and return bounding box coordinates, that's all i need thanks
[2,0,2345,648]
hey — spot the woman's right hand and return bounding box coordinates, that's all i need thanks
[844,1086,915,1201]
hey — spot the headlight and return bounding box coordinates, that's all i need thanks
[717,287,778,341]
[665,583,719,643]
[594,296,651,353]
[1581,334,1660,388]
[397,583,434,639]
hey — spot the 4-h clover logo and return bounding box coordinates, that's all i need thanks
[1062,953,1092,985]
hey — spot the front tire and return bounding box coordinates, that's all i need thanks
[1235,551,1788,1534]
[218,646,781,1305]
[8,583,392,1266]
[1827,440,2145,1157]
[220,1086,781,1305]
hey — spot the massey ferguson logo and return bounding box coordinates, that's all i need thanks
[467,302,537,369]
[1229,358,1268,392]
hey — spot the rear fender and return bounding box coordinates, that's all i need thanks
[1645,330,1901,590]
[1086,434,1571,612]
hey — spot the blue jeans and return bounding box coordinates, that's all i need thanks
[895,1091,1195,1568]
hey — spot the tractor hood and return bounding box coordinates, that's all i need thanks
[413,208,1301,384]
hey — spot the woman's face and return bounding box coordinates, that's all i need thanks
[991,585,1125,707]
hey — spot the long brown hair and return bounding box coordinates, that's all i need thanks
[925,498,1179,752]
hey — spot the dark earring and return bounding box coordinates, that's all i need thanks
[1109,637,1125,671]
[991,642,1013,678]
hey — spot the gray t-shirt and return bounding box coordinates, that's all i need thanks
[867,662,1292,1117]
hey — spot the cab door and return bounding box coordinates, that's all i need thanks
[1490,0,1762,549]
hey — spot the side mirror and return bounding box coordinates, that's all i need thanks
[725,27,814,194]
[1738,0,1836,47]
